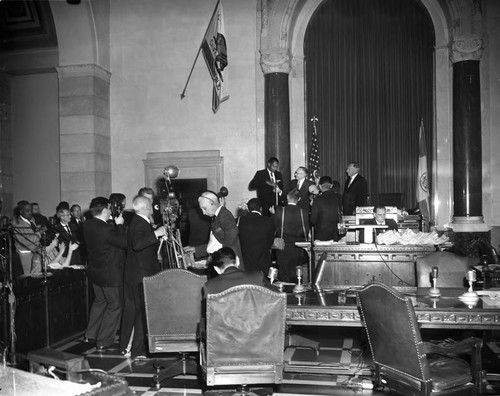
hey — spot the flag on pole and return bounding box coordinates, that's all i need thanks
[308,116,320,182]
[201,0,229,113]
[417,118,430,231]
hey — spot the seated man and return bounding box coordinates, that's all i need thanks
[365,204,399,231]
[203,247,264,297]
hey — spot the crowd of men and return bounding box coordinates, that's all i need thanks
[2,157,398,360]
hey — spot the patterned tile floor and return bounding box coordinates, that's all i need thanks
[20,328,500,395]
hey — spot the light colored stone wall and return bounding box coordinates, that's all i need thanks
[109,0,259,213]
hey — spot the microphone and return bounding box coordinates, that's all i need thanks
[217,186,229,198]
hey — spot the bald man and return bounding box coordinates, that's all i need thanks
[195,191,244,269]
[120,195,166,358]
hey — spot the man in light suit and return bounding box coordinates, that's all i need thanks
[120,195,166,358]
[195,191,243,268]
[249,157,284,216]
[288,166,314,212]
[83,197,127,350]
[342,162,368,215]
[238,198,275,276]
[203,247,263,296]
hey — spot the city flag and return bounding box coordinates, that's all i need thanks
[201,0,229,113]
[308,116,320,182]
[417,119,430,230]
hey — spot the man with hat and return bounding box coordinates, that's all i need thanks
[311,176,343,241]
[83,197,127,351]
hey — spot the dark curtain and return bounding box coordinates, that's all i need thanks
[305,0,434,210]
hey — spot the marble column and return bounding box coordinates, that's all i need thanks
[450,38,488,231]
[56,65,111,208]
[260,50,292,190]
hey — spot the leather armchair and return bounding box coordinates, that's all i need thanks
[201,284,287,395]
[415,251,474,288]
[143,269,206,387]
[357,281,484,395]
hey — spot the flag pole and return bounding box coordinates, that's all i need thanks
[180,0,221,100]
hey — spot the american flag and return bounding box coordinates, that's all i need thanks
[308,116,320,181]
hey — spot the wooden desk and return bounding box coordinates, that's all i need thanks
[285,287,500,330]
[312,244,436,287]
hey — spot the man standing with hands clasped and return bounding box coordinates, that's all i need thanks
[342,162,368,215]
[249,157,284,216]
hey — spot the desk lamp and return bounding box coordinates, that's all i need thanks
[428,266,441,297]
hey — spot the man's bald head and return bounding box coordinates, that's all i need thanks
[198,191,220,217]
[133,195,153,217]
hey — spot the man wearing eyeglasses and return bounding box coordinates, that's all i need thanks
[195,191,243,269]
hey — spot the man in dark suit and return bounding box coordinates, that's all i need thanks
[238,198,275,276]
[288,166,314,212]
[203,247,264,296]
[195,191,243,268]
[364,204,399,230]
[83,197,127,350]
[311,176,342,241]
[273,189,310,283]
[120,195,166,358]
[342,162,368,215]
[54,206,82,265]
[249,157,284,216]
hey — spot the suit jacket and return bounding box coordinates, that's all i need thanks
[289,178,313,211]
[10,216,40,253]
[249,168,284,215]
[342,173,368,215]
[54,222,82,265]
[83,217,127,287]
[363,217,399,231]
[195,206,243,265]
[203,266,264,296]
[238,211,275,274]
[273,205,309,244]
[310,189,342,241]
[124,214,161,284]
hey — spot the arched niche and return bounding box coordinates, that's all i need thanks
[259,0,455,228]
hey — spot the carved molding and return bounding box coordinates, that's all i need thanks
[143,150,224,193]
[450,37,484,62]
[56,64,111,82]
[286,308,500,329]
[260,49,292,74]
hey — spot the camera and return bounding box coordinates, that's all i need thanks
[110,201,124,219]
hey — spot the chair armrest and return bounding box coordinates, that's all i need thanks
[423,337,482,356]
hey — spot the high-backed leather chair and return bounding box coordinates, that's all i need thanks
[143,269,206,387]
[357,281,484,395]
[201,284,286,395]
[415,251,474,288]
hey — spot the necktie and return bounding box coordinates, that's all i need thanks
[298,179,303,190]
[65,225,72,235]
[270,172,275,183]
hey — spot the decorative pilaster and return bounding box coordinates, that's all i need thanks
[56,64,111,208]
[450,36,488,231]
[260,49,292,189]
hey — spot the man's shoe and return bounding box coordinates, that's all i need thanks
[83,337,94,343]
[133,355,147,360]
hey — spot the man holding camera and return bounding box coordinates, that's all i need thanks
[83,197,127,351]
